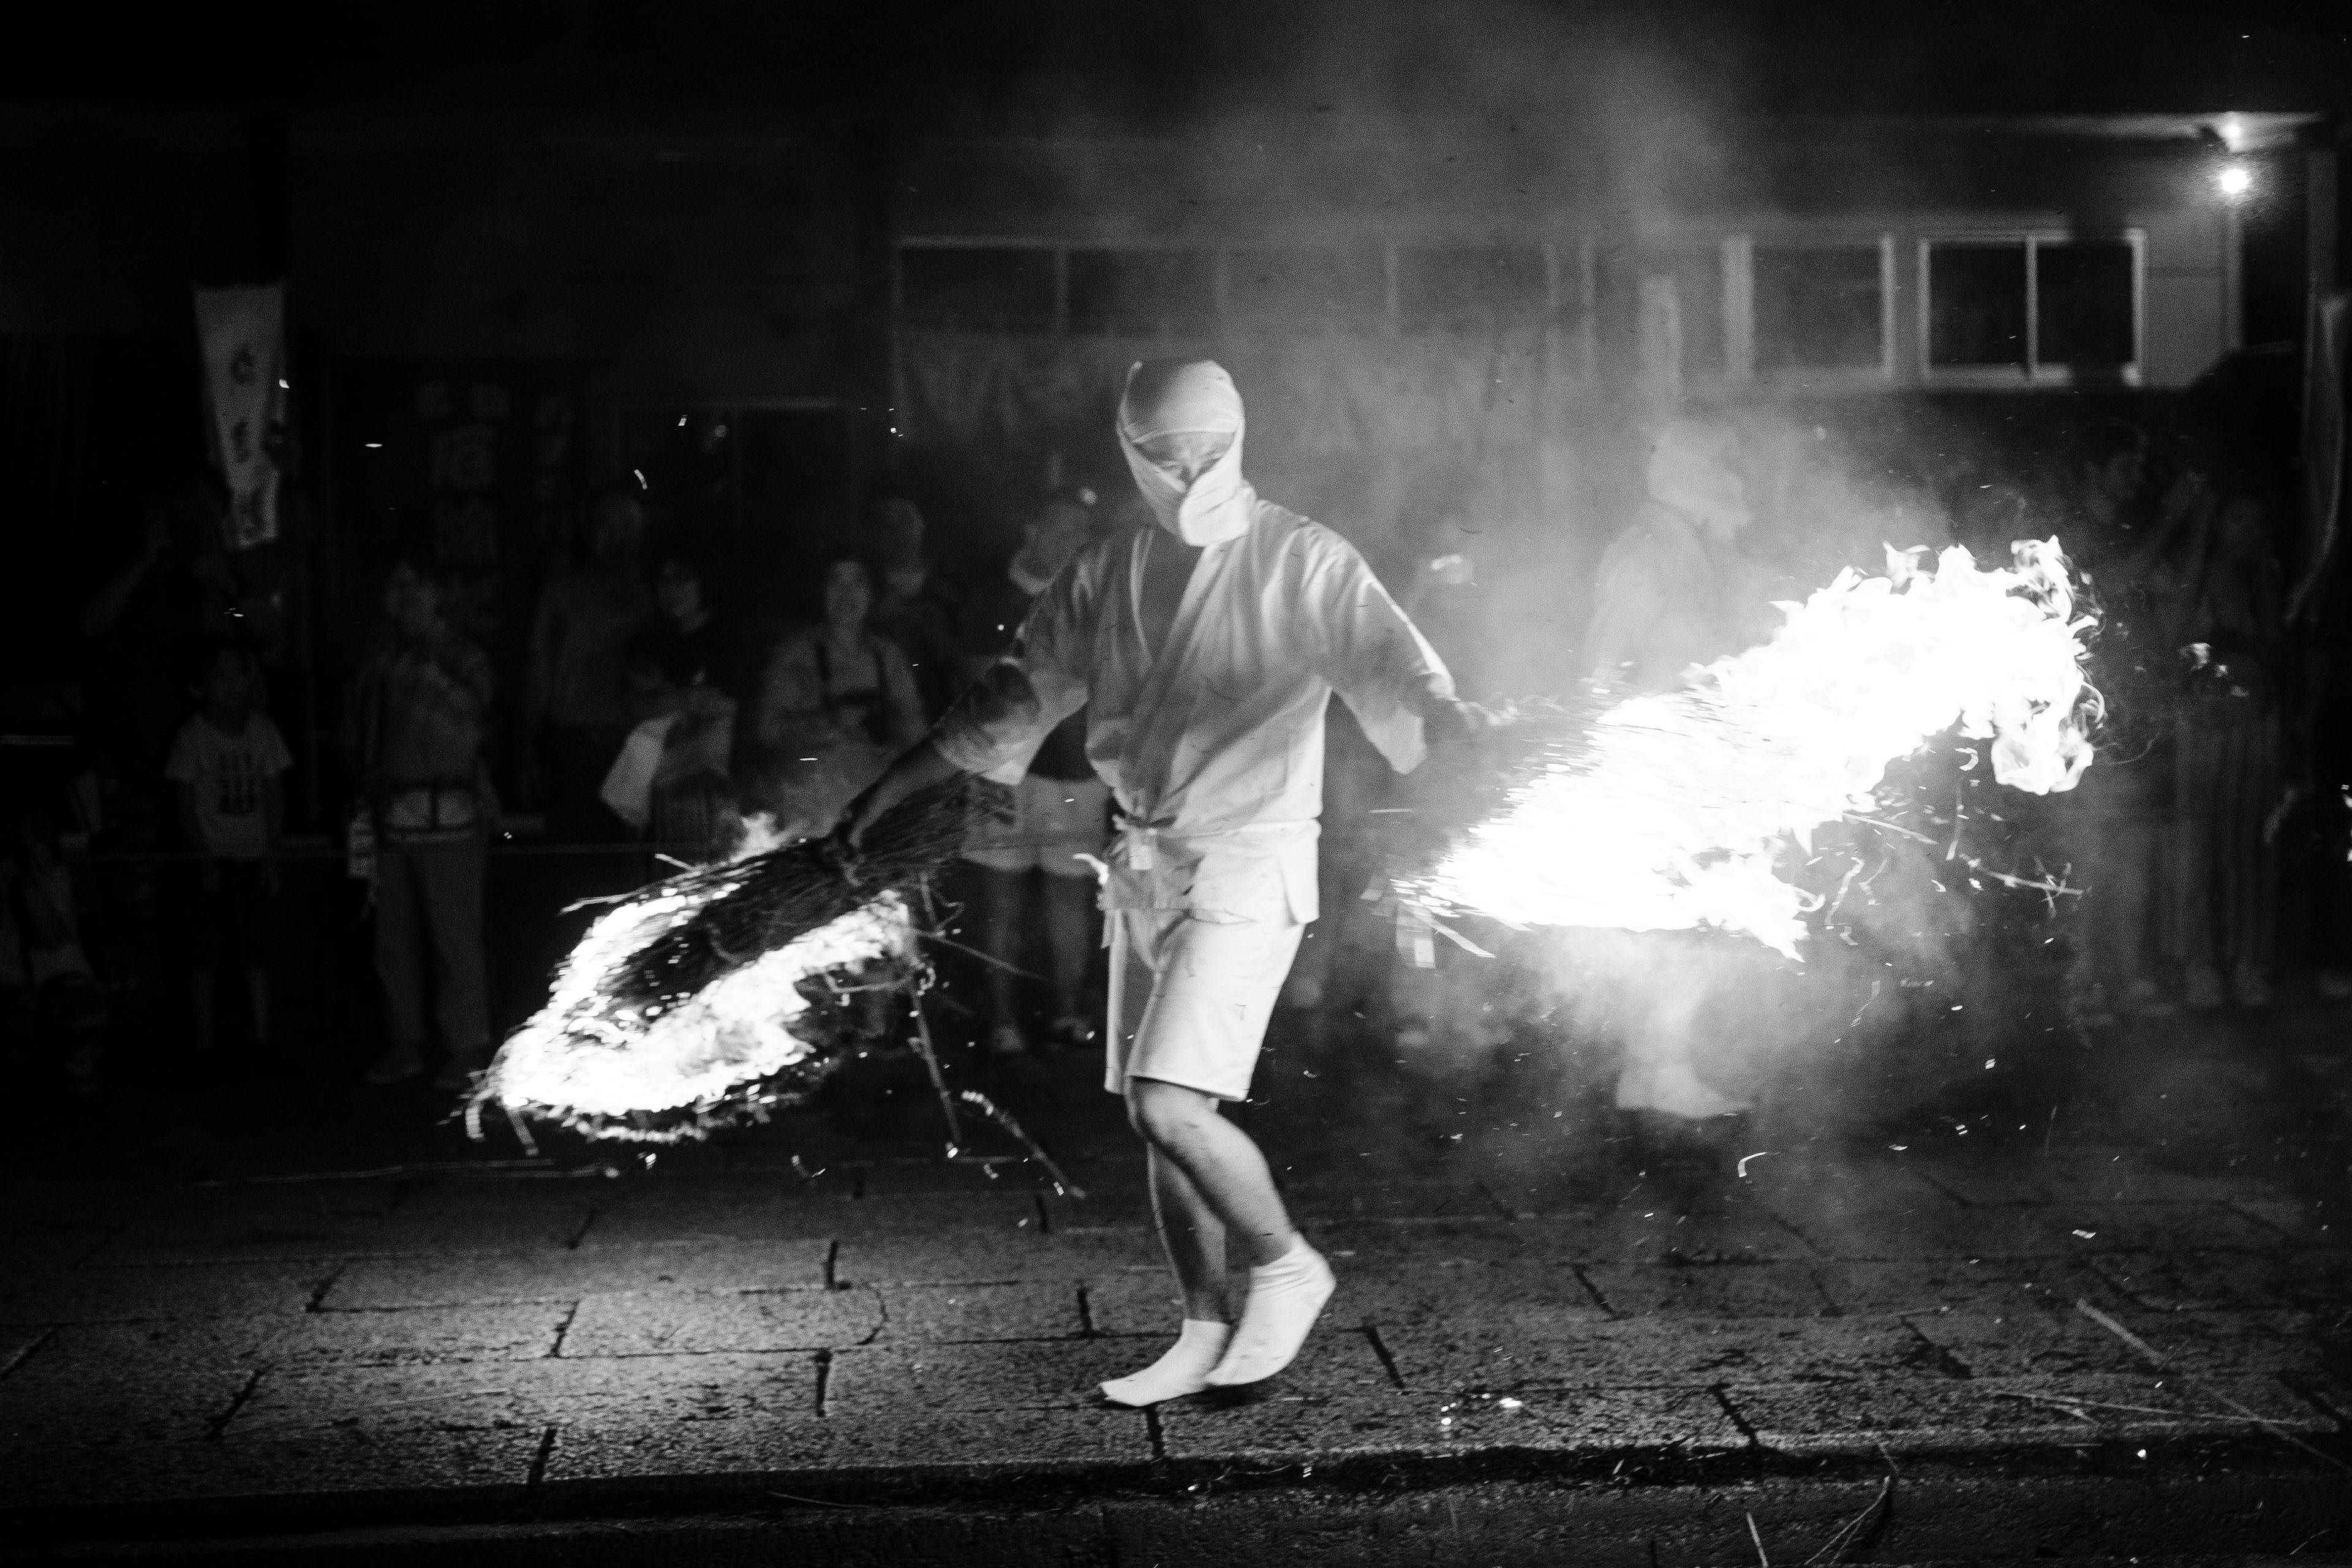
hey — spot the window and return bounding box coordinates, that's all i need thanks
[897,246,1057,326]
[891,239,1590,363]
[1927,242,2028,368]
[1066,249,1216,334]
[1753,243,1886,372]
[1396,244,1550,328]
[1226,247,1387,323]
[2035,241,2135,367]
[1637,244,1726,377]
[1923,234,2139,379]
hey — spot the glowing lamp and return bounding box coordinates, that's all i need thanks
[2216,163,2253,199]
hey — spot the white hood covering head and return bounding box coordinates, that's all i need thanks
[1118,359,1254,546]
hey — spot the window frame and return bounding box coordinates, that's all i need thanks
[1741,233,1899,389]
[893,236,1593,353]
[1916,230,2146,388]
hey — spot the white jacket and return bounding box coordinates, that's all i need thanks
[933,500,1453,923]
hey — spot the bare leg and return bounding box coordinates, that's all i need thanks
[1100,1080,1285,1407]
[1126,1078,1295,1268]
[1147,1144,1232,1322]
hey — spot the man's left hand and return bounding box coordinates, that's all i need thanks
[1423,698,1499,748]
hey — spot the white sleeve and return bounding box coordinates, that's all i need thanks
[930,559,1093,782]
[1305,532,1455,774]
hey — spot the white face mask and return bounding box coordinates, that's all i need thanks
[1117,361,1254,546]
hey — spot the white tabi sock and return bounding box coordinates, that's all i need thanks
[1099,1319,1232,1408]
[1204,1239,1335,1387]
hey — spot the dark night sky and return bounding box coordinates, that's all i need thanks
[6,1,2346,126]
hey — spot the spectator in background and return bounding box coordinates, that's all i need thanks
[0,790,110,1095]
[80,473,241,786]
[1581,419,1775,1126]
[524,486,652,840]
[957,488,1108,1057]
[622,552,749,858]
[752,554,925,842]
[868,497,962,719]
[2165,443,2286,1010]
[165,642,291,1066]
[349,562,496,1091]
[1584,419,1775,693]
[2059,418,2176,1021]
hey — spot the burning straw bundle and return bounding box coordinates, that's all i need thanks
[471,779,975,1145]
[1394,540,2099,957]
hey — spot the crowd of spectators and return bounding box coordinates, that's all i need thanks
[2,387,2337,1102]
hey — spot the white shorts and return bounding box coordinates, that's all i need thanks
[1104,908,1305,1103]
[961,774,1111,878]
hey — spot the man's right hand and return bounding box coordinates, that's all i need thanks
[834,739,960,851]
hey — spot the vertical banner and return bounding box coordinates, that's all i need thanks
[194,282,288,551]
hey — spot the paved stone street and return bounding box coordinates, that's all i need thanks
[2,1009,2348,1563]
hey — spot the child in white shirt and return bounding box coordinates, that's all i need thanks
[165,643,292,1060]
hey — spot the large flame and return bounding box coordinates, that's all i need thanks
[486,882,911,1129]
[1410,539,2096,957]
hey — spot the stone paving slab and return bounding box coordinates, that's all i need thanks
[23,1303,575,1375]
[323,1242,829,1309]
[1770,1197,2081,1259]
[0,1261,335,1325]
[367,1186,604,1254]
[1378,1311,1950,1394]
[874,1281,1088,1343]
[2089,1248,2352,1313]
[0,1224,117,1270]
[221,1351,820,1444]
[1908,1305,2328,1381]
[584,1186,1040,1248]
[1334,1259,1605,1329]
[2,1142,2345,1532]
[1515,1206,1821,1264]
[1156,1383,1746,1464]
[2024,1202,2292,1255]
[1077,1271,1193,1336]
[1307,1217,1540,1268]
[544,1404,1153,1483]
[1724,1371,2339,1457]
[0,1327,46,1379]
[851,1158,1066,1196]
[1278,1179,1513,1224]
[827,1335,1303,1414]
[831,1224,1161,1286]
[559,1287,881,1357]
[79,1185,403,1265]
[0,1430,546,1507]
[1904,1147,2295,1207]
[1577,1260,1834,1318]
[1806,1256,2119,1316]
[0,1321,256,1446]
[2234,1197,2348,1245]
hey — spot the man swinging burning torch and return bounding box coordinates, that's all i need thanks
[842,360,1488,1403]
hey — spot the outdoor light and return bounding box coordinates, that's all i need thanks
[2216,162,2253,199]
